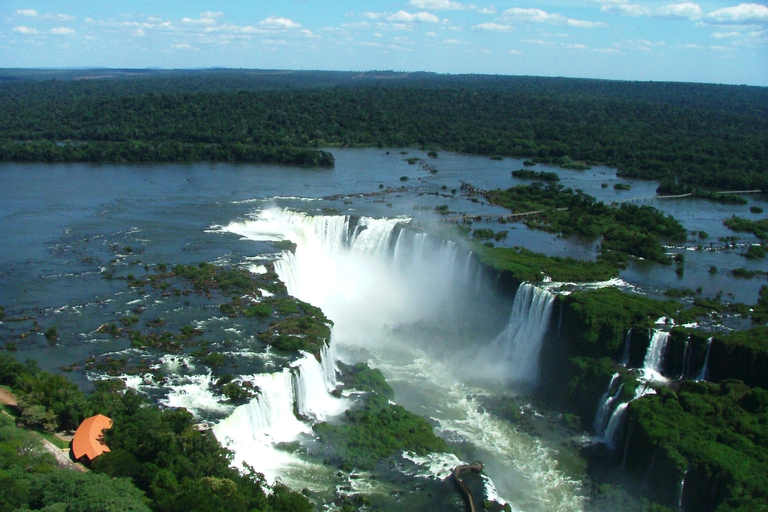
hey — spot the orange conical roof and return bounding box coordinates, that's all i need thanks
[71,414,112,462]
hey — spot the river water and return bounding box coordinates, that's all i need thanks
[1,148,766,510]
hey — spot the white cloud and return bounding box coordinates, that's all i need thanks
[503,7,605,27]
[594,48,621,53]
[389,11,441,23]
[707,3,768,23]
[478,7,497,15]
[442,38,466,44]
[47,13,76,22]
[563,43,588,49]
[567,19,608,28]
[507,49,522,54]
[471,22,513,32]
[134,28,146,37]
[712,31,743,38]
[408,0,467,11]
[259,17,301,29]
[363,11,440,23]
[49,27,75,35]
[656,3,703,19]
[171,43,197,50]
[182,17,217,25]
[13,25,38,34]
[200,12,224,19]
[426,31,438,36]
[16,9,38,17]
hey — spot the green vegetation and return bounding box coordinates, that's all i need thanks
[1,70,766,190]
[257,300,333,356]
[625,381,768,512]
[476,245,618,283]
[511,169,560,181]
[561,288,678,354]
[482,183,686,266]
[724,215,768,239]
[0,355,313,512]
[313,363,447,470]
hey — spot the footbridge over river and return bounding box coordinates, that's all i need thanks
[449,182,762,223]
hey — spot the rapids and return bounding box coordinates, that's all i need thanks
[218,208,586,511]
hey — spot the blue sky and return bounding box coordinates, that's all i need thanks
[1,1,766,85]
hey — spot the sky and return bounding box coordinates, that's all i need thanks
[1,1,766,86]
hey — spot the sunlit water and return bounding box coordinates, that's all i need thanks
[2,148,767,510]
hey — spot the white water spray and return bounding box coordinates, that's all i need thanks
[218,208,584,509]
[642,329,670,382]
[593,373,623,437]
[483,283,555,388]
[696,337,713,381]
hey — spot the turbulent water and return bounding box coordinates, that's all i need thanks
[218,208,585,511]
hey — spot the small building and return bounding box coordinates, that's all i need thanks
[71,414,112,463]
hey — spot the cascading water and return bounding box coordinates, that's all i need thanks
[621,329,632,366]
[218,208,585,510]
[601,383,656,449]
[696,337,713,381]
[482,283,555,388]
[212,343,346,483]
[642,329,670,382]
[593,372,623,437]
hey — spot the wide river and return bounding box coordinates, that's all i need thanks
[1,149,766,511]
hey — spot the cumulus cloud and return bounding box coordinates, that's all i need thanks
[16,9,38,17]
[471,22,513,32]
[656,3,703,19]
[49,27,75,35]
[182,16,218,25]
[503,7,606,27]
[707,3,768,23]
[363,11,440,23]
[409,0,468,10]
[13,25,38,34]
[258,17,301,29]
[48,13,76,22]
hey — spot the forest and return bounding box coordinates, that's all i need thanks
[1,69,767,191]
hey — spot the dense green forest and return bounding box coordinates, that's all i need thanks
[1,69,767,190]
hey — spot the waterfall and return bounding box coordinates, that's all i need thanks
[642,329,670,381]
[696,337,713,381]
[484,283,555,388]
[680,337,691,379]
[678,468,689,511]
[601,383,656,449]
[213,342,345,482]
[621,329,632,366]
[593,372,623,437]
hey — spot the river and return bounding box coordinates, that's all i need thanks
[1,148,766,510]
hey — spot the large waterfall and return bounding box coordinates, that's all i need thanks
[483,283,555,388]
[217,208,585,510]
[213,347,346,482]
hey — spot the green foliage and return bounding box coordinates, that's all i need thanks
[625,381,768,511]
[88,389,310,512]
[511,169,560,181]
[43,326,58,342]
[743,244,767,260]
[314,364,447,470]
[562,288,678,353]
[483,184,685,265]
[476,245,618,283]
[1,71,765,190]
[28,471,151,512]
[724,216,768,240]
[171,263,257,293]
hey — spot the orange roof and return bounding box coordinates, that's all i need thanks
[71,414,112,462]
